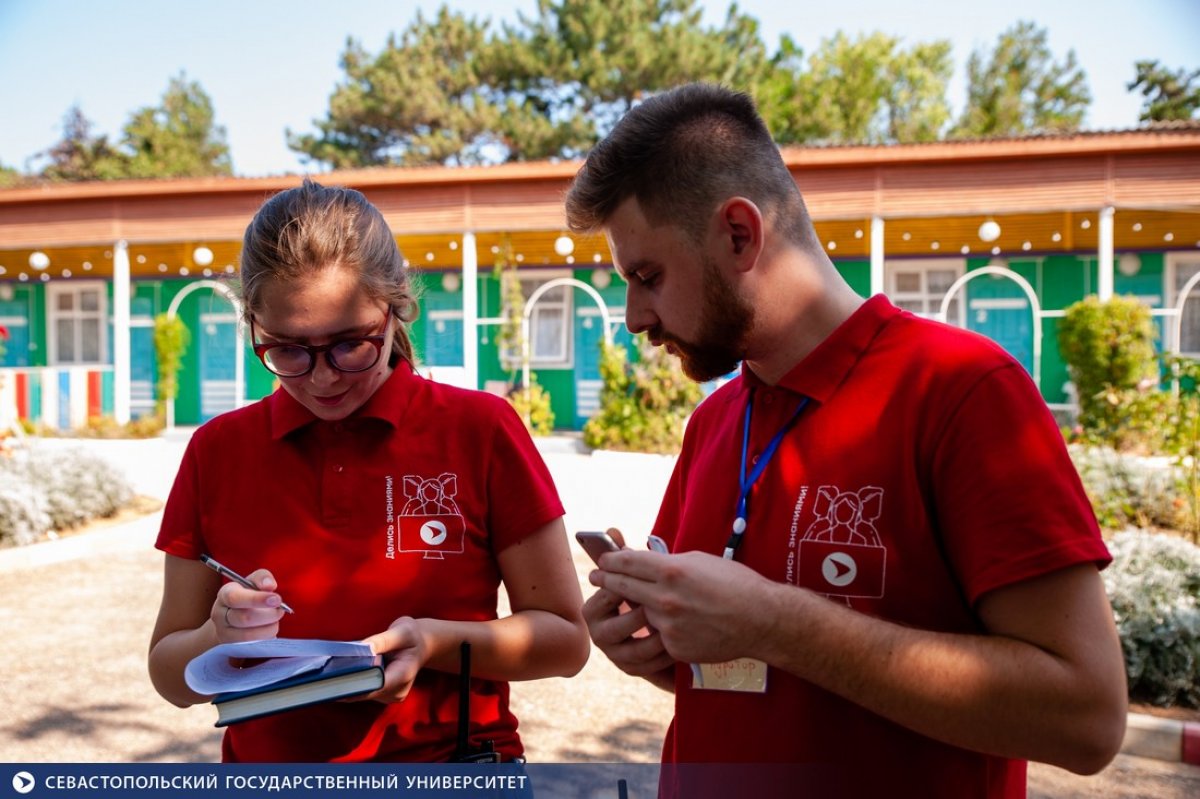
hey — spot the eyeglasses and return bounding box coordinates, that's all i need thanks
[251,313,390,378]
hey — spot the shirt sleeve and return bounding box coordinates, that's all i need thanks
[930,362,1110,605]
[484,398,565,553]
[154,432,207,560]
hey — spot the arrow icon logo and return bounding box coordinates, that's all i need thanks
[420,520,448,546]
[821,552,858,587]
[12,771,35,794]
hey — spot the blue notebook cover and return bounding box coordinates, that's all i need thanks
[212,655,384,727]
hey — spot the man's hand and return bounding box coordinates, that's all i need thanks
[590,548,773,665]
[582,585,675,678]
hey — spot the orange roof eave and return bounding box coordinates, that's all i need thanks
[781,127,1200,168]
[5,125,1200,206]
[0,159,586,206]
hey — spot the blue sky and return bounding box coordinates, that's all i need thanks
[1,0,1196,177]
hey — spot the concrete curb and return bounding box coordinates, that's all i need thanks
[0,510,161,573]
[1122,712,1200,765]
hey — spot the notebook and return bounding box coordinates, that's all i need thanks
[184,638,384,726]
[212,654,384,726]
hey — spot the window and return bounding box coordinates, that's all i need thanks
[1168,254,1200,356]
[501,271,573,369]
[886,260,964,325]
[47,282,107,365]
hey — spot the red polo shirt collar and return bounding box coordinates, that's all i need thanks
[741,293,900,402]
[267,360,418,439]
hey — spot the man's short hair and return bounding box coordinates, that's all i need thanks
[565,83,812,246]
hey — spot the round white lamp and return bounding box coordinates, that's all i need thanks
[554,235,575,257]
[28,251,50,270]
[978,220,1001,243]
[193,246,214,267]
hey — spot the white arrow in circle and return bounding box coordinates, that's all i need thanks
[13,771,35,794]
[420,520,448,546]
[821,552,858,587]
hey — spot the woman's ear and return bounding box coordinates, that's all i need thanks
[717,197,764,273]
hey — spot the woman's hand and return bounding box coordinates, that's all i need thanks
[361,617,430,703]
[210,569,286,643]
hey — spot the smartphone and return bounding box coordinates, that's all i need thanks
[576,530,621,564]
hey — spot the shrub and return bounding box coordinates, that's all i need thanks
[1104,530,1200,708]
[1057,295,1159,437]
[509,377,555,436]
[154,312,190,420]
[583,338,702,454]
[1069,445,1189,533]
[0,486,51,548]
[79,414,167,439]
[0,447,133,546]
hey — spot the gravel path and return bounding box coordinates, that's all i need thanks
[0,433,1197,797]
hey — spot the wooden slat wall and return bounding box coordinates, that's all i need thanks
[1113,154,1200,209]
[1,130,1198,253]
[874,158,1111,217]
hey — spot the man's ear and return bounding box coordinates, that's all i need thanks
[716,197,764,273]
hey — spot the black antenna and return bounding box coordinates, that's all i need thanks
[455,640,471,762]
[618,778,629,799]
[453,641,499,762]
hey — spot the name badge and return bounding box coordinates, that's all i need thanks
[692,658,768,693]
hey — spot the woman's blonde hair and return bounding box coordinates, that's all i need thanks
[238,178,419,365]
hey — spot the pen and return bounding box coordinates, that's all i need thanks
[200,554,295,614]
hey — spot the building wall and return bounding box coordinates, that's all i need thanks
[2,248,1197,432]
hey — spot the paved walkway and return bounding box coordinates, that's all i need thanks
[0,432,1197,797]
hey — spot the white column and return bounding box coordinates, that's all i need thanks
[870,216,885,296]
[1098,205,1115,302]
[112,240,131,424]
[461,232,479,389]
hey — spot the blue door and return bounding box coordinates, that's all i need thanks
[0,287,32,367]
[198,294,238,422]
[966,274,1034,374]
[422,291,464,367]
[130,323,156,418]
[574,310,606,427]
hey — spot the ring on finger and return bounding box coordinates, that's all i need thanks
[224,606,234,628]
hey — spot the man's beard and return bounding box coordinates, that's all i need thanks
[656,255,754,383]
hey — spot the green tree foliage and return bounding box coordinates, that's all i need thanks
[583,337,702,454]
[37,77,230,182]
[288,8,509,168]
[1128,60,1200,123]
[494,0,768,150]
[758,32,952,144]
[290,0,771,167]
[121,73,233,178]
[39,105,128,181]
[0,162,24,189]
[1057,296,1159,437]
[952,20,1091,138]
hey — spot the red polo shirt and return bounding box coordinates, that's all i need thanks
[157,363,564,762]
[655,295,1109,798]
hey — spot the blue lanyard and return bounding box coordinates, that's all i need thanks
[725,390,811,560]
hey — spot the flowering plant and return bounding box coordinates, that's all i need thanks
[1104,530,1200,707]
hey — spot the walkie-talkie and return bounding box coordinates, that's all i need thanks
[453,640,500,763]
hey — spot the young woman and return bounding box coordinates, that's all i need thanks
[149,178,589,762]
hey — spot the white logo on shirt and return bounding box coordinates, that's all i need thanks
[387,472,467,560]
[789,485,889,602]
[821,551,859,587]
[420,520,448,545]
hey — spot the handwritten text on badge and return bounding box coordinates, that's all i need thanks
[692,657,768,692]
